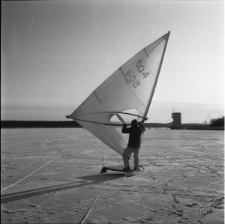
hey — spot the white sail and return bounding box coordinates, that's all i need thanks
[69,32,170,155]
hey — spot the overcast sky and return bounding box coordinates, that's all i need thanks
[1,0,224,123]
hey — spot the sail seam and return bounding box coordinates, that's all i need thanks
[97,88,129,146]
[144,42,165,78]
[91,89,128,149]
[93,91,101,102]
[79,104,124,154]
[144,48,148,57]
[124,52,153,110]
[119,53,147,110]
[120,67,129,84]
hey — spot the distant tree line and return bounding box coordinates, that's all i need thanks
[210,116,224,127]
[1,120,82,128]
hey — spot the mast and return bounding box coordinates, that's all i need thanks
[142,31,170,122]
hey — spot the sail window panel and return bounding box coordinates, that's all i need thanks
[110,109,140,124]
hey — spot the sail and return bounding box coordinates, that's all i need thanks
[69,32,170,155]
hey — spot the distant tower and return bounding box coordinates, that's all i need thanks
[171,112,181,128]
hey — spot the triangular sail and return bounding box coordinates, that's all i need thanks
[69,32,170,155]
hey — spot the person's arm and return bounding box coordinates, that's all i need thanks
[122,124,130,133]
[139,122,145,132]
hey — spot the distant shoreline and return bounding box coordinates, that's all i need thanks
[1,120,82,128]
[1,120,224,130]
[1,121,169,129]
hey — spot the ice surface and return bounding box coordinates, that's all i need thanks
[1,128,224,223]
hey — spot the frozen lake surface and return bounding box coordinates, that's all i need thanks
[1,128,224,224]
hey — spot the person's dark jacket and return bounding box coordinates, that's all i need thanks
[122,120,145,148]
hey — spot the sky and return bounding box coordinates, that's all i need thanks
[1,0,224,123]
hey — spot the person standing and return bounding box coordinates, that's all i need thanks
[122,119,145,171]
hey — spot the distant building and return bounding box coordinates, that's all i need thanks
[171,112,181,128]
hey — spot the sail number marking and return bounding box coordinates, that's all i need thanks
[125,59,149,88]
[136,59,149,79]
[125,70,140,88]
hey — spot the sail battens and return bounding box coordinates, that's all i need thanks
[74,111,144,118]
[70,32,170,155]
[73,118,120,126]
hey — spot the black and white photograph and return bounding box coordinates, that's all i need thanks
[1,0,224,223]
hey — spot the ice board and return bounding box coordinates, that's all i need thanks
[101,165,144,177]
